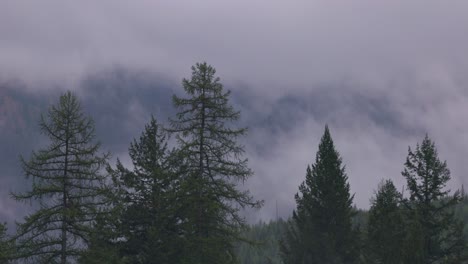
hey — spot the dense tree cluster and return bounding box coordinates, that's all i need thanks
[1,63,467,263]
[2,63,260,264]
[279,129,467,264]
[236,219,286,264]
[237,196,468,264]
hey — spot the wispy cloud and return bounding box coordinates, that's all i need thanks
[1,1,468,223]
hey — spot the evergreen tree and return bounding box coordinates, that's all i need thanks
[11,91,109,263]
[235,219,287,264]
[0,223,13,263]
[280,209,308,264]
[78,211,125,264]
[169,62,261,263]
[281,126,357,264]
[103,116,185,264]
[365,179,405,263]
[401,209,425,264]
[401,135,466,263]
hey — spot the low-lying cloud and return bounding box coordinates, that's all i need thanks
[2,1,468,223]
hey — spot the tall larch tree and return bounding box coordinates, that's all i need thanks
[401,135,467,263]
[169,62,261,263]
[365,179,405,263]
[281,126,357,264]
[11,91,109,264]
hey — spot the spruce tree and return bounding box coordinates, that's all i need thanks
[281,126,357,264]
[401,135,466,263]
[103,116,185,264]
[11,91,109,263]
[365,179,405,263]
[169,62,261,263]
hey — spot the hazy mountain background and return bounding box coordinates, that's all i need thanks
[2,0,468,231]
[2,66,468,229]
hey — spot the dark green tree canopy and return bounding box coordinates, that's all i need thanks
[366,179,405,263]
[170,62,252,184]
[0,222,13,263]
[169,62,261,263]
[401,135,466,263]
[12,91,109,264]
[282,125,357,264]
[103,116,184,264]
[403,135,451,203]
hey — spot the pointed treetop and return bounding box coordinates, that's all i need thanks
[316,125,340,162]
[323,124,330,136]
[321,124,333,144]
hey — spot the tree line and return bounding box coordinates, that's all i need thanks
[1,62,260,264]
[279,127,467,263]
[1,62,467,263]
[236,196,468,264]
[237,129,468,264]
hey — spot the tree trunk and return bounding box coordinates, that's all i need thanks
[61,122,70,264]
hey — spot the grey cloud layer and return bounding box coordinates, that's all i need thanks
[2,1,468,222]
[2,70,468,224]
[2,1,468,90]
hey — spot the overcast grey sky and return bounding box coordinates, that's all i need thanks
[2,0,468,222]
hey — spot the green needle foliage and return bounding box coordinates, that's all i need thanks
[11,91,110,264]
[235,219,287,264]
[0,223,13,263]
[169,62,262,263]
[103,116,185,264]
[365,179,405,263]
[281,126,358,264]
[401,135,467,263]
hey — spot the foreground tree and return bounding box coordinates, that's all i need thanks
[77,221,124,264]
[12,92,109,263]
[401,135,466,263]
[169,62,261,263]
[100,116,184,264]
[365,179,405,263]
[281,126,357,263]
[0,223,13,263]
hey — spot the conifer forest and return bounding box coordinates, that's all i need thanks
[1,62,468,263]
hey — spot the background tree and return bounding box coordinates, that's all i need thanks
[11,91,109,264]
[365,179,405,263]
[280,205,309,264]
[401,135,466,263]
[235,219,286,264]
[281,126,357,264]
[169,62,261,263]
